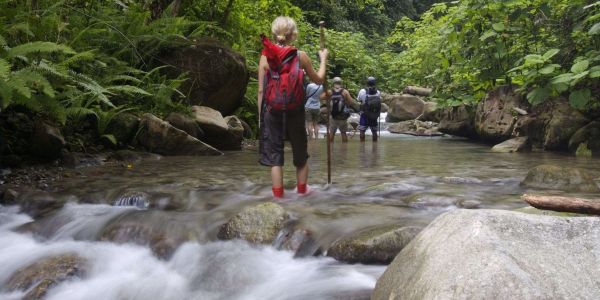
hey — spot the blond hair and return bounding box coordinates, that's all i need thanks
[271,16,298,45]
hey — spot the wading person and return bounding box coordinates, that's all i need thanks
[258,16,328,198]
[305,81,323,140]
[321,77,357,143]
[357,76,382,142]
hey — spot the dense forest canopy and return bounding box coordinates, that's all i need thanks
[0,0,598,140]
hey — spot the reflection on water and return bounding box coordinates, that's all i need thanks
[1,134,599,299]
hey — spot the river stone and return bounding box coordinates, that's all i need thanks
[165,112,205,140]
[421,101,440,122]
[387,120,442,136]
[372,209,600,300]
[380,102,389,113]
[221,115,245,150]
[7,254,86,300]
[327,225,422,264]
[136,113,222,156]
[569,121,600,156]
[104,113,140,146]
[403,86,432,97]
[217,202,289,244]
[437,105,477,138]
[520,164,599,193]
[386,94,425,122]
[491,136,531,153]
[159,40,248,116]
[474,85,528,143]
[30,121,65,160]
[239,118,253,138]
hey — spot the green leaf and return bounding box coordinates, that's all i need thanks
[552,82,569,93]
[588,66,600,78]
[101,134,118,146]
[480,30,497,41]
[569,89,591,109]
[542,49,560,60]
[107,85,152,96]
[571,60,590,73]
[527,87,550,105]
[539,64,560,75]
[0,58,10,79]
[589,22,600,35]
[492,23,505,32]
[551,73,574,84]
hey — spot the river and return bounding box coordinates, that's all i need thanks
[1,128,599,299]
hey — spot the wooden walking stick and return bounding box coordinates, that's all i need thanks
[319,21,331,184]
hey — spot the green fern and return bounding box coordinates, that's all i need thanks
[69,71,115,107]
[7,41,76,58]
[107,75,142,84]
[0,80,13,108]
[107,85,152,96]
[0,34,7,51]
[60,50,97,67]
[8,75,32,99]
[0,58,9,79]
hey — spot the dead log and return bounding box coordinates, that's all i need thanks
[522,194,600,215]
[403,86,432,97]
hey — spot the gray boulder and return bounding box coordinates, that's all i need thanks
[438,105,477,138]
[136,113,222,156]
[7,254,86,300]
[569,121,600,156]
[491,136,531,153]
[327,225,422,264]
[165,112,205,140]
[30,121,65,160]
[372,209,600,300]
[387,120,442,136]
[217,202,288,244]
[191,105,229,136]
[520,164,599,193]
[474,86,528,143]
[386,94,425,122]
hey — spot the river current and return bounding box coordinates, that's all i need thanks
[1,127,599,299]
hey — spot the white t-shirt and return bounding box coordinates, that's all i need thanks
[305,83,323,110]
[357,88,381,104]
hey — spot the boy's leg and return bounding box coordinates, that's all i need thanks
[271,166,284,197]
[372,127,378,142]
[296,163,308,193]
[288,110,310,194]
[359,130,366,142]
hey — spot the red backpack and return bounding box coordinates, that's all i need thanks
[261,35,305,111]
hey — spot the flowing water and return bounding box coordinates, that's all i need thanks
[1,126,599,300]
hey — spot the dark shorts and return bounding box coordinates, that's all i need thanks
[259,106,308,167]
[358,113,379,131]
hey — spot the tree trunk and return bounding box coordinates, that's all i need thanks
[31,0,38,11]
[220,0,235,26]
[171,0,183,17]
[148,0,172,20]
[522,194,600,215]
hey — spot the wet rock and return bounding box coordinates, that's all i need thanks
[7,254,86,300]
[515,99,589,151]
[61,152,105,169]
[491,136,531,153]
[107,150,144,163]
[273,221,320,257]
[30,121,66,160]
[386,94,426,122]
[438,105,477,138]
[165,112,205,140]
[372,209,600,299]
[9,189,65,218]
[217,202,289,244]
[441,176,482,184]
[474,86,528,143]
[513,206,583,217]
[569,121,600,156]
[239,118,253,138]
[387,120,442,136]
[520,164,599,193]
[221,115,245,150]
[380,103,389,113]
[327,225,422,264]
[111,190,183,210]
[160,41,248,116]
[136,113,222,156]
[104,113,140,146]
[422,101,440,122]
[455,199,482,209]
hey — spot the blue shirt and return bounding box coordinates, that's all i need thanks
[305,83,323,110]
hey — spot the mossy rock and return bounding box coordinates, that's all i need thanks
[520,164,600,193]
[217,202,288,244]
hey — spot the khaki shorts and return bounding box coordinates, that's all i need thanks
[259,107,308,167]
[305,108,320,122]
[329,117,349,133]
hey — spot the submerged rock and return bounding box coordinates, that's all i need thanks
[136,113,222,156]
[273,221,320,257]
[491,136,531,153]
[327,225,422,264]
[520,164,599,193]
[372,209,600,299]
[217,202,288,244]
[7,254,86,300]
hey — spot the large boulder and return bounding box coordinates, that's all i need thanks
[421,101,440,122]
[191,105,229,136]
[569,121,600,156]
[474,86,528,143]
[30,121,66,160]
[491,136,531,153]
[104,113,140,146]
[217,202,289,244]
[387,120,442,136]
[372,209,600,300]
[191,106,242,150]
[159,41,248,116]
[438,105,477,138]
[515,99,589,151]
[327,225,422,264]
[386,94,426,122]
[7,254,86,300]
[520,164,599,193]
[222,115,244,150]
[165,112,204,140]
[136,113,222,156]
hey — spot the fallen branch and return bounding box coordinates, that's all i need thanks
[522,194,600,215]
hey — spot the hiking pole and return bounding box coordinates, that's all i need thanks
[320,21,331,185]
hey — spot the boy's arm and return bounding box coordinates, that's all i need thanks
[343,90,360,111]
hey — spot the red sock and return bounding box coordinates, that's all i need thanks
[297,183,307,194]
[272,186,284,198]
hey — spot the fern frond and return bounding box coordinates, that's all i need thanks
[0,79,14,108]
[8,41,76,58]
[107,75,142,84]
[107,85,151,96]
[70,71,115,107]
[15,70,56,98]
[0,34,7,51]
[65,106,98,119]
[8,23,35,38]
[0,58,10,79]
[31,60,71,80]
[8,75,32,99]
[60,50,97,67]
